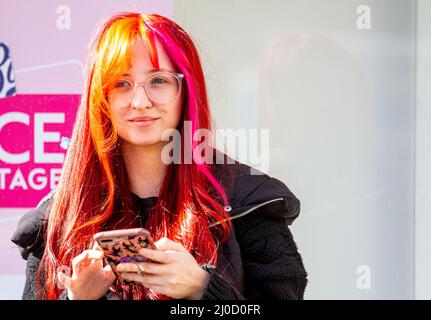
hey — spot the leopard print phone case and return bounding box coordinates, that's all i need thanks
[94,228,156,283]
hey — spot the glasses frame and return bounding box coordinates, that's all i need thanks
[111,71,185,106]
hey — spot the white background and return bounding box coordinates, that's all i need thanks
[174,0,423,299]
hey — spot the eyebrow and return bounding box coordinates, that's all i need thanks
[122,68,176,76]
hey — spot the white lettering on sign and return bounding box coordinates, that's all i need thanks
[0,112,65,164]
[34,113,65,164]
[0,112,30,164]
[0,112,65,191]
[0,167,62,191]
[9,167,28,190]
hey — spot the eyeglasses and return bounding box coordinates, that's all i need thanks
[109,71,184,106]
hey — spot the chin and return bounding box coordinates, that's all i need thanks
[127,134,163,147]
[118,127,161,145]
[135,140,162,147]
[127,137,161,146]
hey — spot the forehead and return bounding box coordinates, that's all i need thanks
[128,37,176,73]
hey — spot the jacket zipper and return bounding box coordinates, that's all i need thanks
[209,197,284,228]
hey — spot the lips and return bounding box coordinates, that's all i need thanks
[128,116,160,128]
[129,116,160,122]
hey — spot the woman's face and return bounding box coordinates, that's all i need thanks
[108,38,184,147]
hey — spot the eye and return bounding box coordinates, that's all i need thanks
[150,77,168,85]
[115,80,131,88]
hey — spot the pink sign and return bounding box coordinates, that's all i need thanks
[0,94,78,208]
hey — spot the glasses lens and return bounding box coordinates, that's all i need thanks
[109,79,133,103]
[109,73,181,105]
[146,73,180,104]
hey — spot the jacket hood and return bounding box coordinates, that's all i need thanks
[10,192,52,259]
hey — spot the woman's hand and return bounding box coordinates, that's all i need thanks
[57,243,116,300]
[116,237,210,299]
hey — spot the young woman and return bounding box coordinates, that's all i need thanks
[11,12,308,300]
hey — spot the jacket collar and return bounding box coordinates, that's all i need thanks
[211,150,301,225]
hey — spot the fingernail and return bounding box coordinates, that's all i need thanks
[57,272,65,285]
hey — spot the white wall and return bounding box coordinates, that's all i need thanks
[174,0,416,299]
[415,0,431,300]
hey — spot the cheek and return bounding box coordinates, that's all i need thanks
[111,100,131,122]
[161,103,184,128]
[109,106,129,135]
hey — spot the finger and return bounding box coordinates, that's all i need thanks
[72,250,90,272]
[87,249,104,261]
[103,264,116,282]
[88,250,105,270]
[103,263,113,273]
[120,272,145,285]
[121,273,166,296]
[82,250,104,269]
[116,262,136,273]
[117,262,166,274]
[154,237,187,252]
[57,272,72,290]
[121,272,162,287]
[122,274,166,297]
[72,250,103,272]
[138,248,173,264]
[92,241,103,252]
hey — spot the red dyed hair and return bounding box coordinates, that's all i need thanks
[37,12,232,300]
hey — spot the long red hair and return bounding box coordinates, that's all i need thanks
[37,12,232,300]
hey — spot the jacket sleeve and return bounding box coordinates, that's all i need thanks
[21,252,43,300]
[11,193,112,300]
[11,192,72,300]
[11,194,52,300]
[20,248,74,300]
[201,212,308,300]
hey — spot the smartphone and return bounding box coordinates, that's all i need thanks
[93,228,156,282]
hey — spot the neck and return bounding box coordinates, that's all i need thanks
[120,140,167,198]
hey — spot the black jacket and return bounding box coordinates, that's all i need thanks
[11,157,308,300]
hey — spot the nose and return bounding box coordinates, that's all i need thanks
[131,86,152,110]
